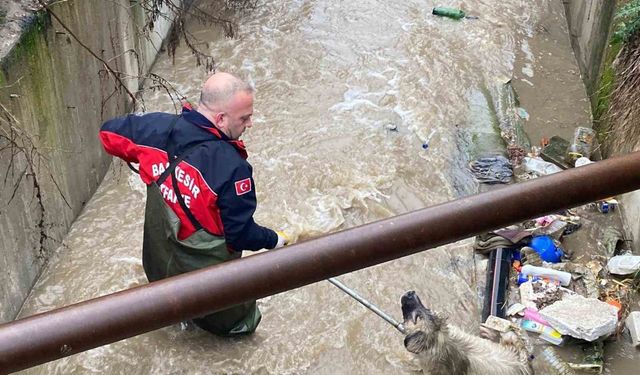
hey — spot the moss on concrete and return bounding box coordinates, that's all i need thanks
[594,1,640,145]
[593,40,622,142]
[12,10,50,61]
[10,10,60,146]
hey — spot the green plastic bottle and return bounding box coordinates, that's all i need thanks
[432,7,466,20]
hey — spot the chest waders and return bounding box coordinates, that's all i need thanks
[141,124,261,336]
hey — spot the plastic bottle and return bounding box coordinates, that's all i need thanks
[564,143,582,167]
[432,7,466,20]
[541,347,576,375]
[517,274,541,285]
[523,308,550,326]
[565,127,595,167]
[520,265,571,286]
[574,157,593,167]
[521,320,563,345]
[521,319,561,336]
[422,129,437,150]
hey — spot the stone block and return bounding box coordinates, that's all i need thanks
[541,136,570,169]
[539,294,618,341]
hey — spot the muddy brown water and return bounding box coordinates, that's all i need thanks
[15,0,638,374]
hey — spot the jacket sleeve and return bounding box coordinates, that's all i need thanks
[99,114,146,163]
[216,163,278,251]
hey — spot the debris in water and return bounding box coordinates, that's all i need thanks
[432,7,478,20]
[508,144,526,166]
[468,155,513,184]
[522,156,562,176]
[565,127,595,167]
[541,347,576,375]
[517,107,530,121]
[626,311,640,346]
[422,129,437,150]
[607,255,640,276]
[540,135,571,170]
[521,265,571,286]
[384,123,398,132]
[432,7,466,20]
[539,294,619,342]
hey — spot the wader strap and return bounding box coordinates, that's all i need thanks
[156,115,209,231]
[171,164,204,230]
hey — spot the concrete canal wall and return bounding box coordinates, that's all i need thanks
[0,0,174,322]
[564,0,640,248]
[563,0,616,100]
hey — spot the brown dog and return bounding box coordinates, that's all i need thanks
[401,291,532,375]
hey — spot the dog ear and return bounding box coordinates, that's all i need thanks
[404,331,428,354]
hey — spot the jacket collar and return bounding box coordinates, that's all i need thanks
[181,104,248,159]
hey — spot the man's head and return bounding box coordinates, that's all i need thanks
[198,72,255,140]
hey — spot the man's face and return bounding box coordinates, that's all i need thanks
[217,91,254,140]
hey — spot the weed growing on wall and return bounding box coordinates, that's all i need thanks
[613,0,640,42]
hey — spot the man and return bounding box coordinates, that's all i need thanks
[99,72,287,336]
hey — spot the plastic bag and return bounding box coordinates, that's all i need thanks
[607,255,640,275]
[469,155,513,184]
[522,157,562,175]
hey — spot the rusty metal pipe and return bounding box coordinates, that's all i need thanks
[2,151,640,374]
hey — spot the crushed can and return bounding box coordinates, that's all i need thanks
[598,201,610,213]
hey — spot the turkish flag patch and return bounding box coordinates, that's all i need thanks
[234,178,252,196]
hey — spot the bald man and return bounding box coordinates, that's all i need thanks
[99,72,288,336]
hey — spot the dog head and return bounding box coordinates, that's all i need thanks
[401,291,529,375]
[401,291,447,354]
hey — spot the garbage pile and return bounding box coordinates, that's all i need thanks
[473,127,640,373]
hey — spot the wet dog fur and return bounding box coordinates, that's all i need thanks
[401,291,532,375]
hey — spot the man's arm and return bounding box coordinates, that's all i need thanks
[99,112,175,162]
[216,164,278,251]
[99,114,143,162]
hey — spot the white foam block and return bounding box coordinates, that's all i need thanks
[626,311,640,346]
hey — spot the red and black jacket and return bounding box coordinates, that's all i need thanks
[99,106,278,251]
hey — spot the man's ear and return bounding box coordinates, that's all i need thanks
[404,331,428,354]
[214,112,225,124]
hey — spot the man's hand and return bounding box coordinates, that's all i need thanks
[275,231,290,248]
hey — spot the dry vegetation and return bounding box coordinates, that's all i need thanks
[604,35,640,156]
[600,3,640,156]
